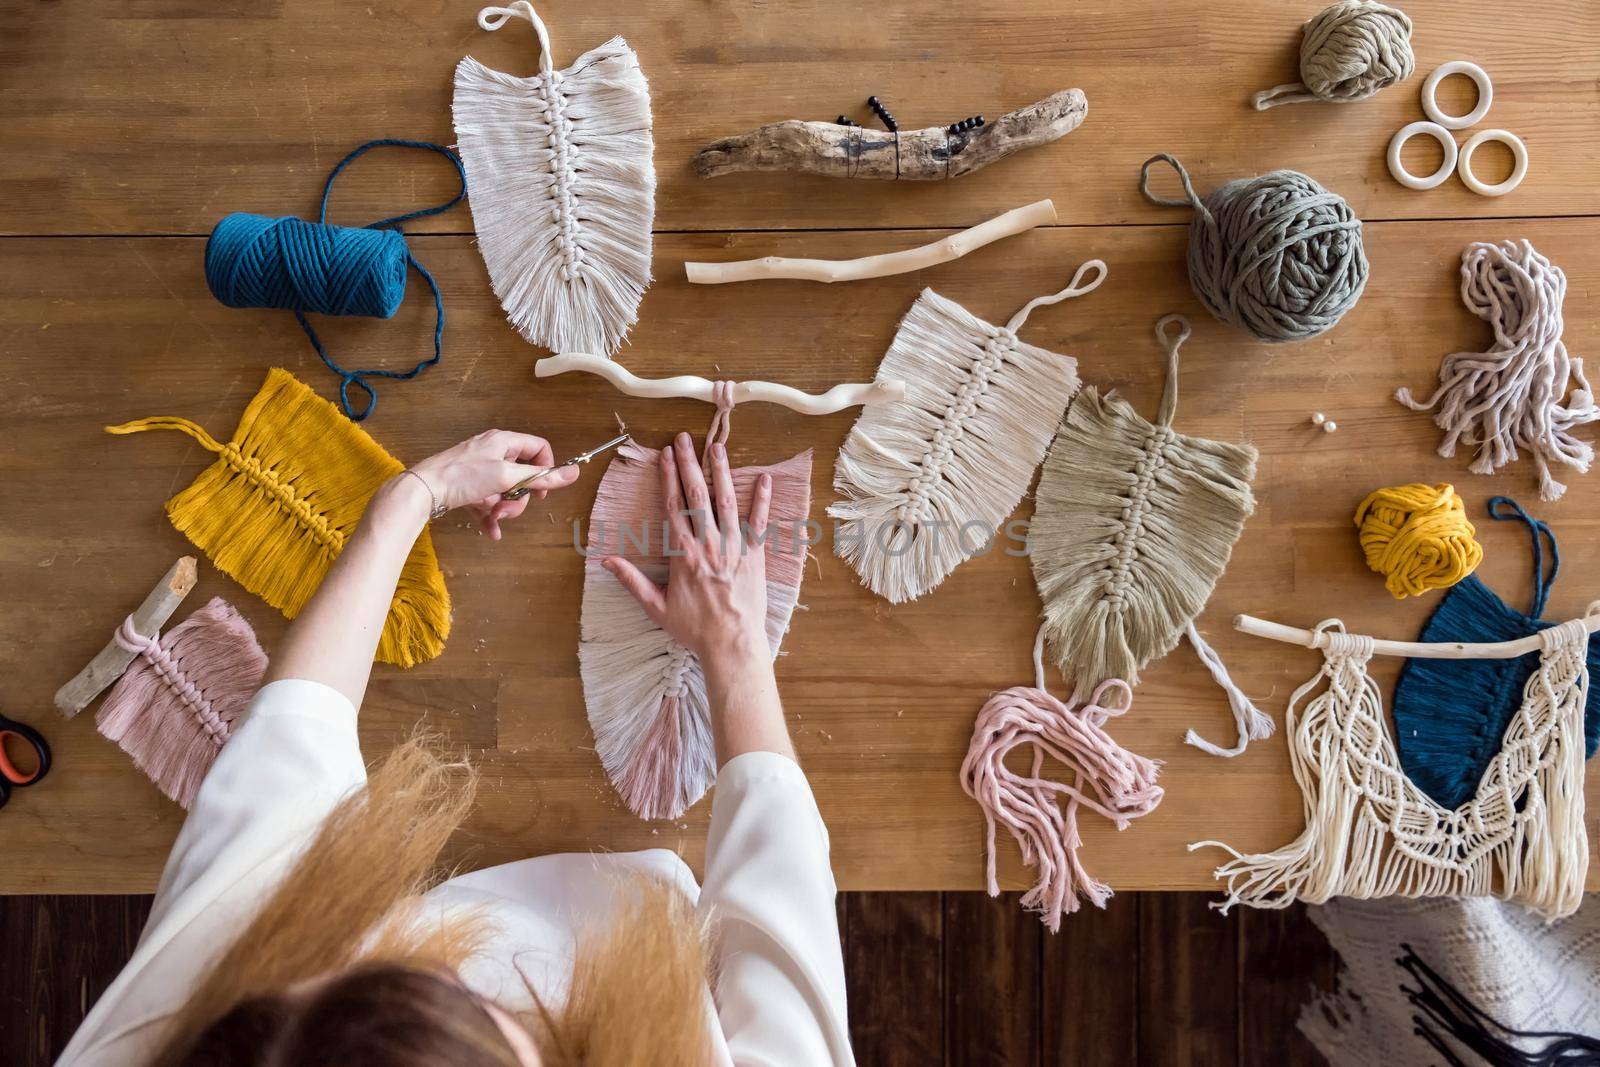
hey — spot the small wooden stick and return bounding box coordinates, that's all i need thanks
[55,556,198,717]
[534,354,906,415]
[685,199,1057,284]
[1234,611,1600,660]
[692,89,1087,181]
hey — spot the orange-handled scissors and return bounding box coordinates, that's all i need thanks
[502,432,631,501]
[0,710,51,810]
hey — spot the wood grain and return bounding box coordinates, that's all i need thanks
[944,893,1042,1066]
[1139,894,1239,1064]
[1238,907,1339,1066]
[2,216,1600,893]
[1042,893,1140,1066]
[0,895,152,1065]
[1,2,1597,236]
[843,893,943,1065]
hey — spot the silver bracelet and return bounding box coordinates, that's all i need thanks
[400,469,449,521]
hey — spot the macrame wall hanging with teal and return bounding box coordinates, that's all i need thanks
[1393,496,1600,810]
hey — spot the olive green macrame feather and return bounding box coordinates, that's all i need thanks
[1030,316,1262,751]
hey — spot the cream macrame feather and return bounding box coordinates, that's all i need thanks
[830,261,1105,604]
[1030,315,1271,756]
[453,2,654,355]
[1194,617,1591,920]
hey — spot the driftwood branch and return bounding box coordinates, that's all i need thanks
[55,556,198,717]
[691,89,1087,181]
[535,354,906,414]
[1235,612,1600,660]
[685,199,1056,284]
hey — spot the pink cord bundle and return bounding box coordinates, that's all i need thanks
[960,630,1163,931]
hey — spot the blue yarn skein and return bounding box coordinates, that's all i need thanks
[204,139,467,421]
[1392,496,1600,811]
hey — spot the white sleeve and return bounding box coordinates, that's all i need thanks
[58,679,368,1067]
[699,752,855,1067]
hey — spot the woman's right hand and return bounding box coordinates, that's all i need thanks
[405,429,579,540]
[602,433,773,677]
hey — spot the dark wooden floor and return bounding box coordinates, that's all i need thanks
[2,891,1337,1066]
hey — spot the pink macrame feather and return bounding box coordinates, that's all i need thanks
[961,659,1163,932]
[97,597,267,809]
[581,441,812,819]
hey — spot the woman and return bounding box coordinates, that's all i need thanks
[57,429,853,1066]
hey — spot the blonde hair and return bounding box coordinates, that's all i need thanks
[151,736,714,1066]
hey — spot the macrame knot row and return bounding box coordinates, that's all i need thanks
[899,332,1012,523]
[1354,483,1483,599]
[112,616,229,743]
[219,444,346,553]
[537,72,583,281]
[661,645,693,698]
[1253,0,1415,110]
[961,654,1162,932]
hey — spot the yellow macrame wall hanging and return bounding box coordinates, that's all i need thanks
[107,368,450,668]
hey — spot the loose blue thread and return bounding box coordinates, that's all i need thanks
[204,139,468,421]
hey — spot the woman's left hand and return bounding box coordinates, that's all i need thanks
[407,429,580,539]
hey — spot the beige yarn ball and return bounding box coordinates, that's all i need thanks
[1253,0,1415,110]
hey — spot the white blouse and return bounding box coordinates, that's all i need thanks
[56,679,855,1066]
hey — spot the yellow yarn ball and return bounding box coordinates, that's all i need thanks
[1353,483,1483,599]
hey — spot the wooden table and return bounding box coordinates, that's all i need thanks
[2,1,1598,894]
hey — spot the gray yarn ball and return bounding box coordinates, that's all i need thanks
[1253,0,1415,110]
[1141,154,1368,343]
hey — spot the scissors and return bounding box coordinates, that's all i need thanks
[0,710,52,810]
[502,433,632,501]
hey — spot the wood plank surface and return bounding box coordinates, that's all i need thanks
[843,893,944,1065]
[0,891,1338,1067]
[1138,894,1239,1065]
[1042,892,1140,1066]
[944,892,1042,1067]
[2,1,1598,237]
[3,216,1600,893]
[3,1,1600,899]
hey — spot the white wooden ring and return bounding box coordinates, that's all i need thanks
[1457,128,1528,197]
[1421,61,1492,130]
[1386,121,1458,190]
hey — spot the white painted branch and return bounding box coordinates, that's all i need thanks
[55,556,199,717]
[535,354,906,415]
[1234,612,1600,660]
[685,199,1057,285]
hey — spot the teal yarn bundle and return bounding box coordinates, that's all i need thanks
[205,139,467,421]
[1392,497,1600,810]
[1140,153,1367,343]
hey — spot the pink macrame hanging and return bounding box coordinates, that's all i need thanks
[580,390,813,819]
[97,597,268,808]
[961,627,1164,931]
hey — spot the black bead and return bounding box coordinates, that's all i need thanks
[974,115,984,126]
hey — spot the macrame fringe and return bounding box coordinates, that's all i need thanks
[960,630,1163,932]
[454,17,655,355]
[580,443,812,819]
[1030,390,1257,692]
[106,368,450,668]
[1193,620,1590,920]
[581,565,800,819]
[831,270,1101,604]
[97,597,267,808]
[1396,239,1599,503]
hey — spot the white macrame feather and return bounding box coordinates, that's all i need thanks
[831,269,1103,604]
[454,7,654,355]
